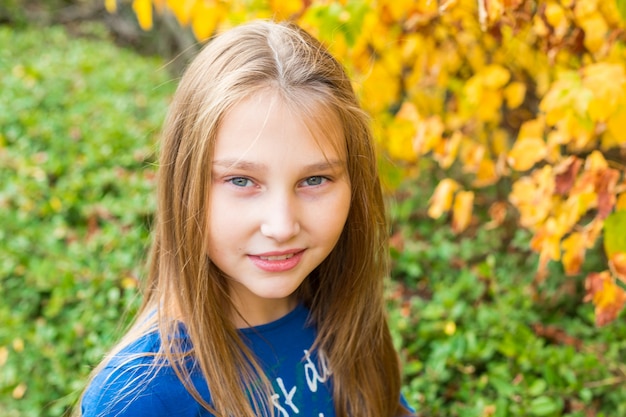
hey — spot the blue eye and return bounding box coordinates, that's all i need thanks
[303,176,326,186]
[229,177,252,187]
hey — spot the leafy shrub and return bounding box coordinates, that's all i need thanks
[0,23,174,416]
[387,174,626,416]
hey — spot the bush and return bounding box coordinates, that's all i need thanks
[387,171,626,416]
[0,23,174,416]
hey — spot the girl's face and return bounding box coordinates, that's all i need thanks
[208,90,351,327]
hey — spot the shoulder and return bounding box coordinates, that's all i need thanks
[81,331,206,417]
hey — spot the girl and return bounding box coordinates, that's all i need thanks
[80,20,414,417]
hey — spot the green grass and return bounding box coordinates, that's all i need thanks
[0,23,175,416]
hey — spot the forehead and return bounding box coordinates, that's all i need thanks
[213,90,346,163]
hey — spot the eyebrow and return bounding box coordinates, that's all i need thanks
[212,159,346,172]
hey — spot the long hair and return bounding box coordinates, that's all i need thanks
[82,20,407,417]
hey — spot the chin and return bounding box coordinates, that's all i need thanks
[255,287,299,300]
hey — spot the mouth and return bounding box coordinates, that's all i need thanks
[249,250,305,272]
[258,253,296,261]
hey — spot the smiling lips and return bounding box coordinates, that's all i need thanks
[249,250,305,272]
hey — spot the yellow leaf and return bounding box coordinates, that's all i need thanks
[598,0,622,26]
[546,129,569,149]
[401,33,425,65]
[518,117,545,140]
[609,252,626,284]
[396,101,419,123]
[428,179,460,219]
[584,217,604,248]
[386,102,418,162]
[584,271,626,326]
[605,105,626,148]
[481,64,510,89]
[433,130,462,169]
[539,71,583,126]
[474,158,499,187]
[583,63,626,122]
[361,61,400,115]
[579,13,608,53]
[444,321,457,336]
[452,190,474,233]
[484,0,505,26]
[270,0,304,19]
[386,119,418,162]
[463,74,483,108]
[477,89,503,122]
[573,0,599,19]
[133,0,153,30]
[530,217,563,261]
[546,130,568,161]
[504,81,526,109]
[166,0,195,26]
[532,14,550,37]
[567,190,597,218]
[562,231,586,275]
[191,1,221,41]
[559,112,595,150]
[509,165,555,228]
[507,137,547,171]
[460,140,486,173]
[490,128,509,156]
[616,193,626,211]
[121,276,139,290]
[105,0,117,13]
[530,218,562,277]
[588,99,615,123]
[552,198,580,236]
[584,150,608,171]
[413,115,444,156]
[544,1,568,39]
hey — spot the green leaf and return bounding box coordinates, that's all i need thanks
[528,379,547,396]
[617,0,626,23]
[529,396,561,416]
[604,210,626,257]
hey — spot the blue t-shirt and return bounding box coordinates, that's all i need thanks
[81,305,411,416]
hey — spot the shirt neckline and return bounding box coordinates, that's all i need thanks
[238,303,308,335]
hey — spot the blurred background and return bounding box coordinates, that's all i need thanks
[1,1,625,416]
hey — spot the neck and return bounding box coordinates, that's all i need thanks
[230,295,298,328]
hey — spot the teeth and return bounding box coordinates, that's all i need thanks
[260,253,294,261]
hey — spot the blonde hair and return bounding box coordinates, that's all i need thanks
[82,20,408,417]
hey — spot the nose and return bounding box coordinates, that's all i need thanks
[260,192,301,242]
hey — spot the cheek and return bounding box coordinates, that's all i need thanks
[317,186,352,240]
[206,195,239,251]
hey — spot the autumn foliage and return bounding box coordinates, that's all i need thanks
[111,0,626,325]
